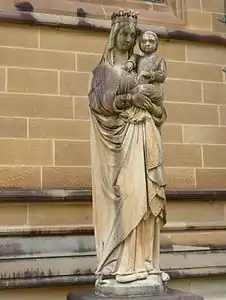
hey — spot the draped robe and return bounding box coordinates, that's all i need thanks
[89,59,166,278]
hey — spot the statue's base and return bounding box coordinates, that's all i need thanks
[95,275,165,297]
[67,289,204,300]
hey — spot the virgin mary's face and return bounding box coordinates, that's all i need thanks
[115,24,136,52]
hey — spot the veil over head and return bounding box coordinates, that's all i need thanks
[89,14,138,114]
[102,20,138,66]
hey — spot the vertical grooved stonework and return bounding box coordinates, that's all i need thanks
[75,52,78,72]
[4,67,7,92]
[193,167,197,188]
[200,145,204,167]
[40,166,43,189]
[181,124,184,143]
[217,105,221,126]
[200,81,204,103]
[26,118,29,138]
[53,140,55,166]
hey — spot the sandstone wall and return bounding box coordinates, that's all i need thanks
[0,0,224,224]
[0,0,225,295]
[0,14,225,191]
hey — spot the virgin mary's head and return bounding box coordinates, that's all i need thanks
[103,10,138,65]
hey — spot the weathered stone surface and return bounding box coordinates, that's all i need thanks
[95,275,164,297]
[89,9,168,293]
[67,289,204,300]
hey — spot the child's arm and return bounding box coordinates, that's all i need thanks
[137,70,152,84]
[151,58,167,83]
[125,54,138,72]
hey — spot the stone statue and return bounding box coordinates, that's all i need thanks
[88,9,168,297]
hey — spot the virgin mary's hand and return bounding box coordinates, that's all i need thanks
[131,93,149,109]
[114,94,132,110]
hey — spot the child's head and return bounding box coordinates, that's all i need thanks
[139,31,159,54]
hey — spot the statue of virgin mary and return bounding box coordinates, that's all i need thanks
[88,9,167,286]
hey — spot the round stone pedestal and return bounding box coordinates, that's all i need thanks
[95,274,164,297]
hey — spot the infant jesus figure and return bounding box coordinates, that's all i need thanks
[125,30,167,122]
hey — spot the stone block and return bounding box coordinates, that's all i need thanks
[203,82,226,104]
[77,53,102,73]
[202,0,225,13]
[29,119,90,140]
[186,0,201,10]
[0,139,53,165]
[74,97,89,120]
[183,126,226,144]
[164,144,202,167]
[0,67,5,91]
[212,13,226,33]
[165,102,218,125]
[187,43,225,65]
[28,203,92,225]
[0,167,41,188]
[0,203,27,226]
[40,28,106,53]
[0,94,73,119]
[167,200,225,223]
[60,72,89,96]
[0,117,27,138]
[186,10,211,30]
[55,141,90,166]
[161,124,183,143]
[42,166,91,188]
[220,106,226,125]
[165,80,202,103]
[0,24,38,48]
[167,62,222,82]
[0,47,75,70]
[164,168,195,189]
[158,41,186,61]
[8,68,58,94]
[203,145,226,167]
[196,168,226,189]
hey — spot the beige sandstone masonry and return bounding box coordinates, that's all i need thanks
[0,5,224,299]
[0,23,225,191]
[0,0,224,229]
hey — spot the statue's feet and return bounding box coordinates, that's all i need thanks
[116,274,137,283]
[148,268,161,275]
[136,271,148,280]
[148,268,170,282]
[116,271,148,283]
[102,267,113,276]
[161,271,170,282]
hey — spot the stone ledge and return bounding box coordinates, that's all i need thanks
[1,253,226,289]
[0,221,225,237]
[0,11,225,45]
[2,227,226,256]
[0,188,226,203]
[0,229,225,289]
[4,0,185,27]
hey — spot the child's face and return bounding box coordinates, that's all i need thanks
[139,32,156,54]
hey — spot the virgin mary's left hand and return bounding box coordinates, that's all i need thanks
[131,93,149,110]
[114,94,132,110]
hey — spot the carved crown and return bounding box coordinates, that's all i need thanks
[111,9,138,25]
